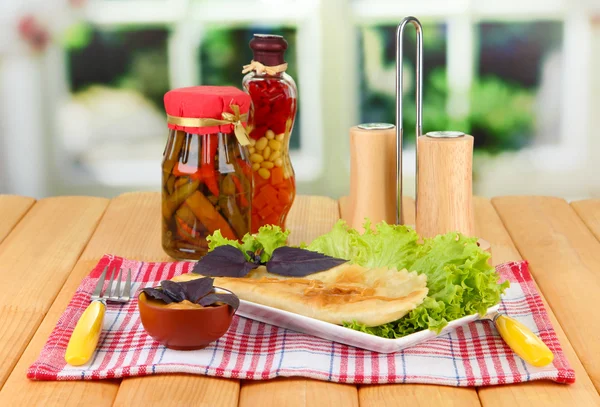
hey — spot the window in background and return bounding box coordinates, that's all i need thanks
[58,26,170,187]
[68,27,170,110]
[42,0,323,197]
[358,20,563,157]
[475,22,563,152]
[358,22,448,146]
[199,27,301,149]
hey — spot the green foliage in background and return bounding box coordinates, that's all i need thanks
[402,68,535,152]
[67,26,171,110]
[65,22,540,155]
[469,75,535,151]
[62,22,93,50]
[367,67,535,153]
[359,22,552,154]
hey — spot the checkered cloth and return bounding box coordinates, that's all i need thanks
[28,255,575,386]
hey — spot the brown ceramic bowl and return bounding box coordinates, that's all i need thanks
[138,291,236,350]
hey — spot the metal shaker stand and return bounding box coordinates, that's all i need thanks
[395,17,422,225]
[395,16,470,233]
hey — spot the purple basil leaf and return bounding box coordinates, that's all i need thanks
[192,245,258,277]
[243,261,259,275]
[142,287,174,304]
[266,247,347,277]
[160,280,186,302]
[179,277,214,303]
[198,292,240,310]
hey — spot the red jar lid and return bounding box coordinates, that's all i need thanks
[164,86,251,134]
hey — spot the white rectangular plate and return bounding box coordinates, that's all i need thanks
[237,300,500,353]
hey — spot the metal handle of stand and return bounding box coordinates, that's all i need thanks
[395,16,423,225]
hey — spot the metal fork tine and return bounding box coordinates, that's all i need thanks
[91,266,108,300]
[123,269,132,301]
[114,269,123,300]
[106,268,116,299]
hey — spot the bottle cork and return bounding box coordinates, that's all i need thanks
[348,123,397,233]
[416,131,475,239]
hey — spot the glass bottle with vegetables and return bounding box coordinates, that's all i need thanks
[162,86,253,260]
[242,34,297,233]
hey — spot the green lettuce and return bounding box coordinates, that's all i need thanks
[305,220,363,261]
[207,225,290,262]
[308,220,420,270]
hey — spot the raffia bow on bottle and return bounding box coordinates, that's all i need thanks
[242,60,288,76]
[166,104,251,146]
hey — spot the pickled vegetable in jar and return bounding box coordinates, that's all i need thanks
[242,34,297,234]
[162,86,253,260]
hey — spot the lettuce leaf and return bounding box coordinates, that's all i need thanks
[350,221,420,270]
[253,225,291,262]
[306,221,362,261]
[207,225,289,262]
[307,220,420,270]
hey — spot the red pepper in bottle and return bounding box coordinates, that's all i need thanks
[242,34,297,233]
[200,133,219,196]
[173,162,203,181]
[231,174,249,207]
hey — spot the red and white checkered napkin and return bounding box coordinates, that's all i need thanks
[28,255,575,386]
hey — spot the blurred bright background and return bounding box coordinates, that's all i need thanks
[1,0,600,200]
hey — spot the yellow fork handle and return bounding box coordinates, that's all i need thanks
[494,314,554,367]
[65,300,106,366]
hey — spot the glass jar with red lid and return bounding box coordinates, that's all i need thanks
[242,34,297,233]
[162,86,253,260]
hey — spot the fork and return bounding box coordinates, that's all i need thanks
[65,266,132,366]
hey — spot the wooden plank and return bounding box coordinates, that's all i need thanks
[0,195,35,244]
[114,374,238,407]
[0,196,108,393]
[474,197,600,406]
[360,385,480,407]
[339,196,415,228]
[339,196,352,224]
[241,379,358,407]
[358,197,481,407]
[571,199,600,242]
[79,192,165,261]
[286,195,342,245]
[239,196,359,407]
[492,196,600,393]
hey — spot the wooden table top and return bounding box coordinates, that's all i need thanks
[0,192,599,406]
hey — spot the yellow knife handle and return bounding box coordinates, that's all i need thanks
[494,314,554,367]
[65,300,106,366]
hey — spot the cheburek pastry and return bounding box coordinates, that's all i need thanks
[173,263,428,327]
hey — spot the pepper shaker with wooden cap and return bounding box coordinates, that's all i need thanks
[346,123,397,233]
